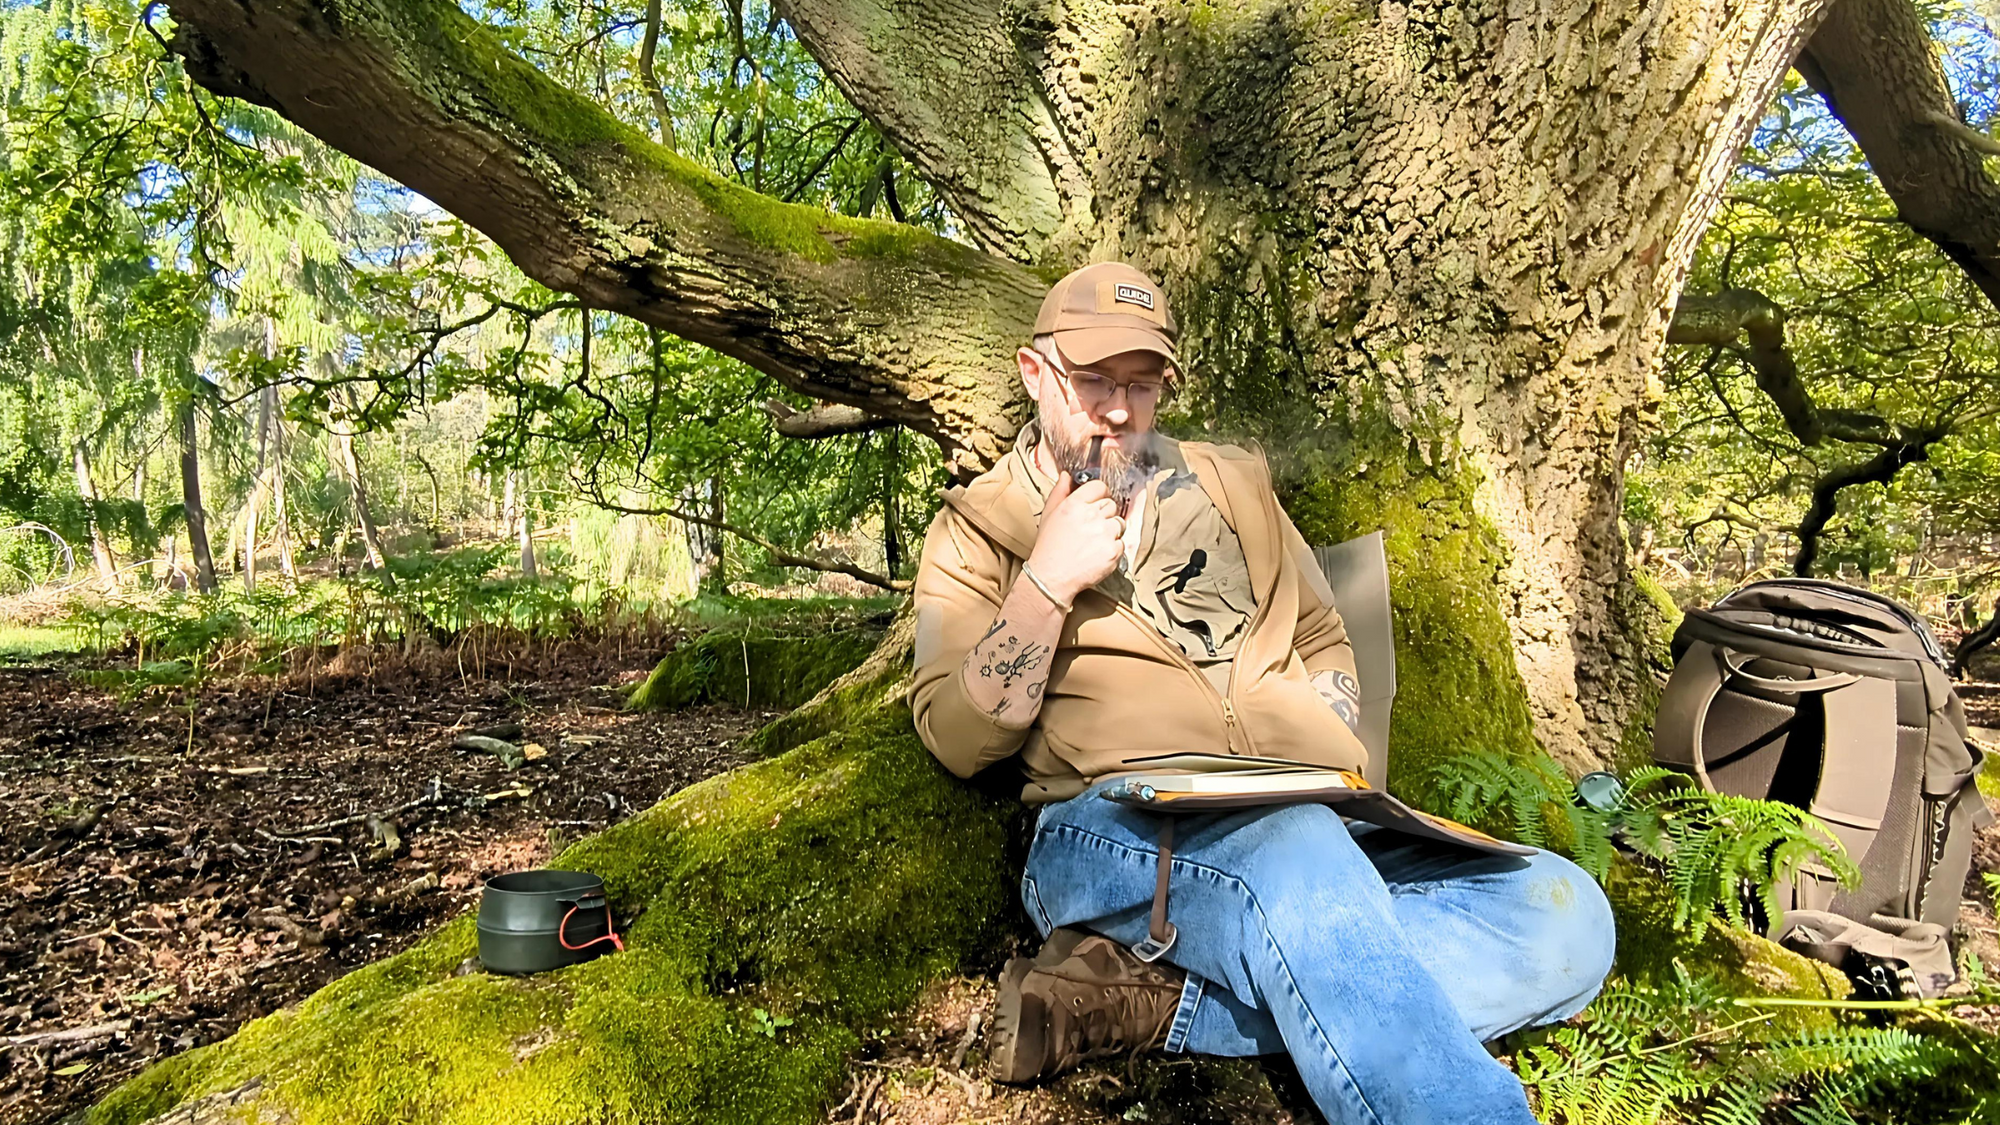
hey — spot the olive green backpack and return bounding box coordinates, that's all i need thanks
[1653,578,1992,996]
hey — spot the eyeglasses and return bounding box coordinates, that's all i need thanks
[1044,350,1174,412]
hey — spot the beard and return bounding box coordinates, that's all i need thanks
[1038,409,1160,509]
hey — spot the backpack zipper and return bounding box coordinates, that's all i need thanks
[1728,579,1948,668]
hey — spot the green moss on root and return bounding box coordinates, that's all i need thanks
[1272,419,1542,809]
[91,669,1013,1125]
[1600,860,1849,1026]
[626,626,881,712]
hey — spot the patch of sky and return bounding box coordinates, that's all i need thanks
[1745,5,1998,180]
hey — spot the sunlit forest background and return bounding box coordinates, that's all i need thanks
[5,2,2000,1122]
[0,1,1995,667]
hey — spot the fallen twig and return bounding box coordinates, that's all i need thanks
[938,1067,981,1107]
[951,1005,984,1071]
[366,871,440,909]
[253,829,344,845]
[851,1074,884,1124]
[257,911,326,947]
[60,925,142,948]
[1733,995,1978,1011]
[274,777,446,837]
[22,800,115,863]
[2,1020,131,1050]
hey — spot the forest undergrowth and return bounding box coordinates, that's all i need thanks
[0,577,891,1124]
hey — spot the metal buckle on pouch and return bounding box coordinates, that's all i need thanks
[1131,922,1177,963]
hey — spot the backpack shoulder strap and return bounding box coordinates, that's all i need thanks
[1815,677,1902,918]
[1653,639,1729,789]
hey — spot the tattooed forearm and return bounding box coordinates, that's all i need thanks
[979,638,1049,687]
[961,573,1068,723]
[1311,669,1362,734]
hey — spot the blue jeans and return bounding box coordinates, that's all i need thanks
[1020,784,1617,1124]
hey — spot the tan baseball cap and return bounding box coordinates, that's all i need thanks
[1033,262,1179,367]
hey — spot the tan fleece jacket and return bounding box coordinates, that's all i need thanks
[909,437,1366,803]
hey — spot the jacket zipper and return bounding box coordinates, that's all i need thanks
[1219,454,1286,757]
[1106,599,1247,754]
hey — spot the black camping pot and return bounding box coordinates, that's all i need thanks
[477,869,623,975]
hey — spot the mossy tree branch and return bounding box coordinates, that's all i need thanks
[1668,289,1905,448]
[759,398,893,439]
[163,0,1041,476]
[772,0,1084,263]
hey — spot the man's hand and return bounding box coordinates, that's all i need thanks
[1027,472,1125,604]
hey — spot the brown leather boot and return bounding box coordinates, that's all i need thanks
[986,928,1185,1084]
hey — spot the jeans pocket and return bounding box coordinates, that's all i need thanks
[1020,872,1054,936]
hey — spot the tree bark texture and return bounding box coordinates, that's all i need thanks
[177,399,218,595]
[164,0,1831,769]
[811,0,1830,769]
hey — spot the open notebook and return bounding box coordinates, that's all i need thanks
[1103,753,1533,857]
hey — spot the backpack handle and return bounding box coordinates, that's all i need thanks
[1716,647,1861,694]
[1662,644,1861,794]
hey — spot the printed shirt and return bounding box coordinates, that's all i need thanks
[1011,427,1256,695]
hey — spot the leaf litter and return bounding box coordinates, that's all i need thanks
[0,641,760,1124]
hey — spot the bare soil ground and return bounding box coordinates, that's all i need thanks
[0,639,764,1125]
[809,975,1322,1125]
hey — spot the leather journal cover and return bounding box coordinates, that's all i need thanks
[1101,754,1535,858]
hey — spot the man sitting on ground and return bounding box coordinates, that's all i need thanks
[908,262,1618,1124]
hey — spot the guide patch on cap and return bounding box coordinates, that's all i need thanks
[1114,283,1155,310]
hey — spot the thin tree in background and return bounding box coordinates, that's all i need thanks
[335,391,389,577]
[176,396,217,594]
[514,469,538,579]
[240,323,278,591]
[71,440,118,592]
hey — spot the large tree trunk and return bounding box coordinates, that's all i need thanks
[177,398,218,595]
[779,0,1824,771]
[106,0,1845,1120]
[72,440,119,592]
